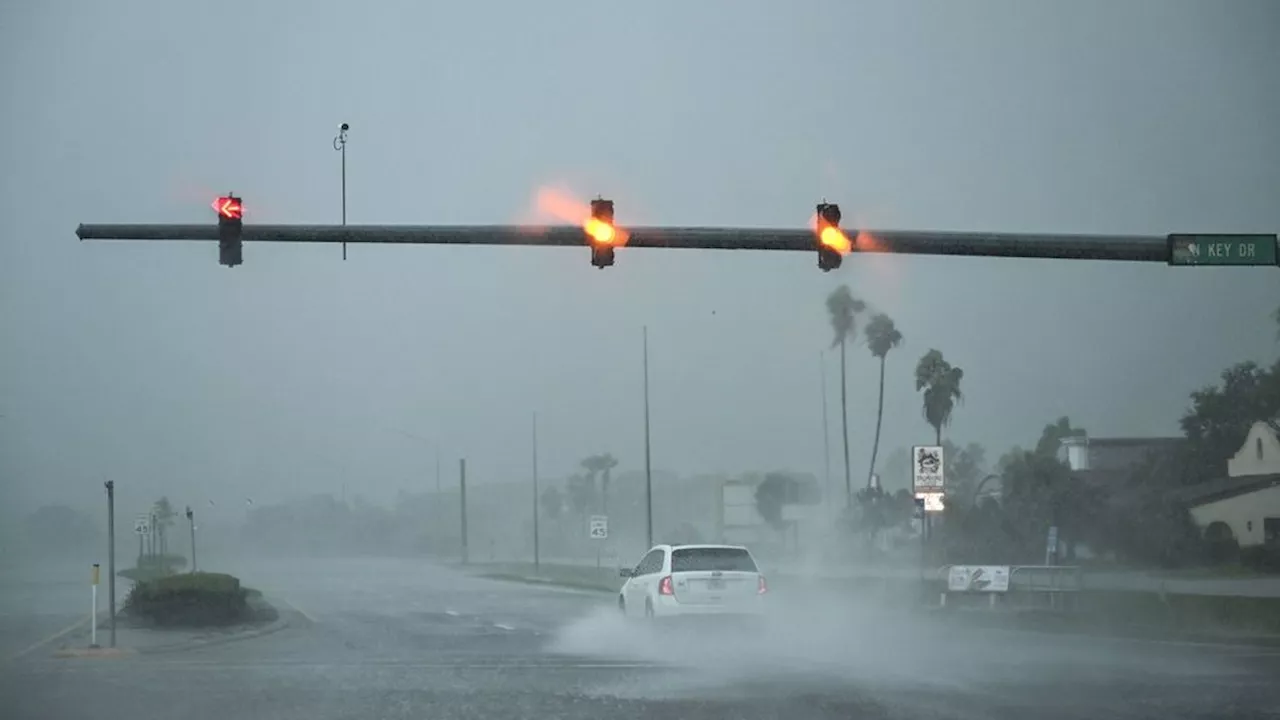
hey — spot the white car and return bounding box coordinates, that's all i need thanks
[617,543,768,619]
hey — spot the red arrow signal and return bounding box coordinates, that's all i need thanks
[212,196,243,220]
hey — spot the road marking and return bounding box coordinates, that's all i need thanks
[445,609,460,617]
[493,623,516,631]
[6,617,91,662]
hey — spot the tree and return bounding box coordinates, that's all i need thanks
[1034,416,1088,459]
[152,496,177,556]
[754,472,799,532]
[825,285,868,508]
[998,447,1106,562]
[864,313,903,488]
[565,473,596,519]
[914,349,964,445]
[1179,358,1280,484]
[579,454,618,513]
[942,440,988,505]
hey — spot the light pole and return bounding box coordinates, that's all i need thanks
[819,351,832,515]
[642,326,654,549]
[185,506,197,573]
[103,481,116,648]
[333,122,349,260]
[532,412,540,571]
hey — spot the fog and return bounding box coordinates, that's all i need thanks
[2,0,1279,580]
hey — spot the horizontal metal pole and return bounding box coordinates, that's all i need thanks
[75,223,1170,262]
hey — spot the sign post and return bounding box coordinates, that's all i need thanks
[912,445,945,574]
[134,514,150,566]
[911,445,946,512]
[90,564,100,648]
[588,515,608,568]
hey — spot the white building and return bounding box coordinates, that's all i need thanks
[1180,421,1280,549]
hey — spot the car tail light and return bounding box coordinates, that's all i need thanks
[659,575,674,596]
[758,575,768,594]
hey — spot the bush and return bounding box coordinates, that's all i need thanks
[124,572,250,626]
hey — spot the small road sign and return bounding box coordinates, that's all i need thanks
[1168,234,1277,267]
[588,515,608,540]
[912,445,945,492]
[133,515,150,535]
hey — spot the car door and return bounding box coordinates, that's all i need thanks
[627,549,664,610]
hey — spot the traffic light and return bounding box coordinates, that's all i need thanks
[213,194,244,267]
[815,201,851,272]
[586,197,617,269]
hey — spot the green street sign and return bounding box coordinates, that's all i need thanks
[1168,234,1278,267]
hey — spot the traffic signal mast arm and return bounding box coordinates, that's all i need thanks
[77,223,1174,263]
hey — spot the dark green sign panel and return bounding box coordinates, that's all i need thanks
[1168,234,1278,267]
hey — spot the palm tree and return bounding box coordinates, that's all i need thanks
[825,285,867,508]
[864,313,903,487]
[914,349,964,445]
[598,453,618,514]
[580,454,616,513]
[152,497,177,557]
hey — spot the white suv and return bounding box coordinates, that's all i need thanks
[618,544,768,619]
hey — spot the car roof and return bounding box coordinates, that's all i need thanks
[660,543,751,552]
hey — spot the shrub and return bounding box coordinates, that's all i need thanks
[124,572,249,626]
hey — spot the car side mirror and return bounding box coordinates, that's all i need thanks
[618,568,633,578]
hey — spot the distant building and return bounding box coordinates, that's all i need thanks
[1059,434,1186,502]
[1059,434,1185,475]
[1174,420,1280,549]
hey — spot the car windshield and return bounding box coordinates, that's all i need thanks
[671,548,758,573]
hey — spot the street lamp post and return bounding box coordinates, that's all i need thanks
[532,412,540,571]
[104,481,116,648]
[185,506,197,573]
[642,326,653,550]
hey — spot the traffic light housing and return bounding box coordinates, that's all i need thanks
[815,202,845,272]
[213,194,244,267]
[587,197,616,269]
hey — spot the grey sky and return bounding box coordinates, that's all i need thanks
[2,0,1278,518]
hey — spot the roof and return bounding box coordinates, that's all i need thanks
[658,543,750,552]
[1084,437,1184,448]
[1170,473,1280,508]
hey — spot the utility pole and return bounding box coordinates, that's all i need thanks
[185,506,197,573]
[840,339,852,510]
[104,481,116,649]
[532,412,540,571]
[333,122,349,260]
[820,351,832,514]
[643,325,654,549]
[459,458,468,565]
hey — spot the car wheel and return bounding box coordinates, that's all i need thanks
[644,599,655,620]
[618,596,627,616]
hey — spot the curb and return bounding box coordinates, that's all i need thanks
[5,610,116,663]
[930,609,1280,649]
[473,572,617,595]
[46,598,295,658]
[130,610,293,655]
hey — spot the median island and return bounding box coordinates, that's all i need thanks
[123,572,277,628]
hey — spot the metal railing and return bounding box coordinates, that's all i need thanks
[939,564,1083,612]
